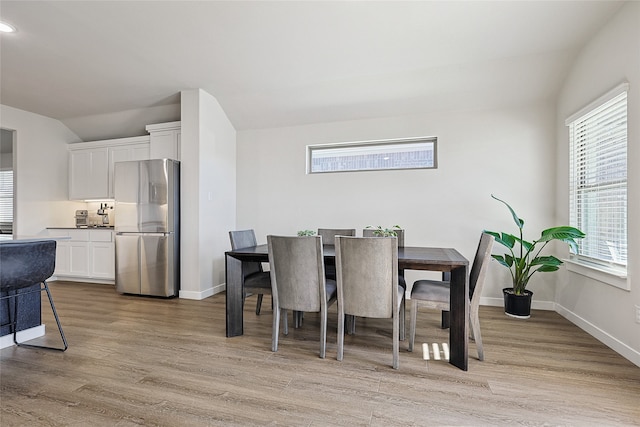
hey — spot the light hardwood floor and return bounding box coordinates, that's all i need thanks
[1,281,639,426]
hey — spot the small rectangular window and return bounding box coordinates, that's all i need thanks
[308,137,437,174]
[567,83,628,272]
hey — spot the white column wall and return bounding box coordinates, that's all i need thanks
[555,1,640,366]
[0,105,84,235]
[237,102,558,305]
[180,89,236,299]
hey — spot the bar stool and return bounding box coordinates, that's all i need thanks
[0,240,68,351]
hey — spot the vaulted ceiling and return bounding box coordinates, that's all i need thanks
[0,1,624,141]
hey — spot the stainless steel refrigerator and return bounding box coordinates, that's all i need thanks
[114,159,179,297]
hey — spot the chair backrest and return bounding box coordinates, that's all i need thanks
[0,240,56,291]
[229,230,262,277]
[469,233,495,306]
[317,228,356,244]
[362,228,405,247]
[335,236,398,318]
[267,235,326,312]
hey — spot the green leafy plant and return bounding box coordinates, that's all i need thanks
[484,195,585,295]
[297,230,316,236]
[366,225,402,237]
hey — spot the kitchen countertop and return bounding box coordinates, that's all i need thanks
[47,226,114,230]
[0,235,71,243]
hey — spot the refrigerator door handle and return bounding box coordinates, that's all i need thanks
[116,232,173,237]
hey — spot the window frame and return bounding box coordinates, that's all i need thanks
[565,82,629,290]
[307,136,437,174]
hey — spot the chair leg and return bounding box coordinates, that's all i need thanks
[272,304,280,352]
[470,309,484,361]
[283,309,289,336]
[337,304,344,361]
[320,307,327,359]
[400,297,406,341]
[13,282,68,352]
[255,294,263,315]
[348,315,356,334]
[409,299,418,352]
[392,308,399,369]
[441,310,450,329]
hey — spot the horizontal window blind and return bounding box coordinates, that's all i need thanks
[568,90,627,267]
[308,137,437,174]
[0,170,14,225]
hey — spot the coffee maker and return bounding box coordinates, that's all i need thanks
[97,203,110,225]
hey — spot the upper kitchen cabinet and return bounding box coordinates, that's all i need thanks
[68,136,150,200]
[69,147,109,200]
[107,139,150,198]
[146,121,181,161]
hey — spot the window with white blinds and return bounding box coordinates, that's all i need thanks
[567,84,628,271]
[0,170,13,234]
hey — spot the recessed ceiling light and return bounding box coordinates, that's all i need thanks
[0,21,16,33]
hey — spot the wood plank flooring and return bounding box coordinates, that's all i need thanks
[1,281,639,426]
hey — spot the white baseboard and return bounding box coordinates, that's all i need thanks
[0,325,45,349]
[480,296,555,311]
[555,303,640,368]
[179,283,225,300]
[50,276,115,285]
[480,297,640,367]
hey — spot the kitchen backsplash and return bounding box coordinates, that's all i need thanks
[85,201,115,227]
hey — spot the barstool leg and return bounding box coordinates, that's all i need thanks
[13,281,68,352]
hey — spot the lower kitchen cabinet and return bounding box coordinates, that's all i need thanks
[48,228,115,282]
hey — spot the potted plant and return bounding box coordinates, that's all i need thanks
[366,225,402,237]
[485,195,585,319]
[297,230,316,236]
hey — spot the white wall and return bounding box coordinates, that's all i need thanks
[237,102,558,305]
[0,105,84,235]
[180,89,237,299]
[555,1,640,366]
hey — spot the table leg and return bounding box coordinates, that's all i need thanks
[225,255,244,337]
[449,265,469,370]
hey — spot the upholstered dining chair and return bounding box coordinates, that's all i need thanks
[267,235,337,358]
[229,230,272,315]
[408,232,495,361]
[362,228,406,284]
[317,228,356,281]
[335,236,403,369]
[359,228,407,338]
[0,240,68,351]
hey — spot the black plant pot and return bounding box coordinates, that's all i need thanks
[503,288,533,319]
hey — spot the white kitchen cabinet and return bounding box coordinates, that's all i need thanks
[68,136,150,200]
[69,147,109,200]
[69,241,90,277]
[89,242,115,279]
[146,121,181,160]
[88,229,115,279]
[108,141,150,197]
[49,228,114,282]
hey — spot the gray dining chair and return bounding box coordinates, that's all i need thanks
[0,240,68,351]
[408,232,495,361]
[363,227,406,292]
[267,235,337,358]
[229,229,272,315]
[335,236,403,369]
[317,228,356,282]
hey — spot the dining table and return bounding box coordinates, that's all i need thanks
[225,244,470,371]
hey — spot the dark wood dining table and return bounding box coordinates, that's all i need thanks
[225,244,470,370]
